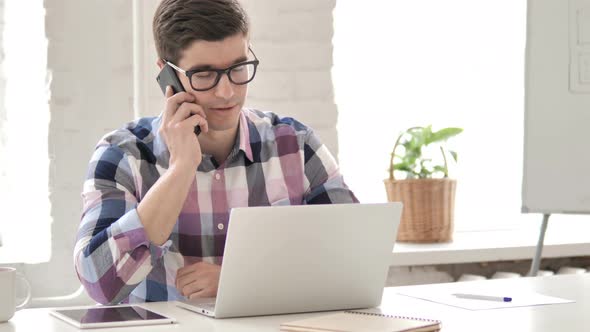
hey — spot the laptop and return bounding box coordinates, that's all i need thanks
[176,202,402,318]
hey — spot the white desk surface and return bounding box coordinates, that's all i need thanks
[1,274,588,332]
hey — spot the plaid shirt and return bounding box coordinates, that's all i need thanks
[74,108,358,304]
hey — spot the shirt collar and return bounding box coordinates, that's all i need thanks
[152,110,253,166]
[237,110,254,162]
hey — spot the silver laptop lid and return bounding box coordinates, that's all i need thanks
[214,202,402,318]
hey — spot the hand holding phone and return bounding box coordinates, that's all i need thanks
[156,64,201,136]
[159,85,208,172]
[156,63,208,171]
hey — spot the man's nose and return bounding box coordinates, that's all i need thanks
[214,74,235,100]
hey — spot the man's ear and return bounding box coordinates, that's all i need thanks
[156,58,165,70]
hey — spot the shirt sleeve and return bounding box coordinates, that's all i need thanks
[74,143,171,304]
[302,130,359,204]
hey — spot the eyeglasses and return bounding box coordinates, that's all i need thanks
[165,47,259,92]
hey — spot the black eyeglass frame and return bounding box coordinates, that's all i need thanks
[165,47,260,92]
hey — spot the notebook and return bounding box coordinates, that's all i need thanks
[280,311,441,332]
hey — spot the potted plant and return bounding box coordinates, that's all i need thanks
[384,126,463,243]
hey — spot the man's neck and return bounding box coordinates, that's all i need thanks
[199,125,239,165]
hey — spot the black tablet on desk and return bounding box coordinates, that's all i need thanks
[49,305,176,329]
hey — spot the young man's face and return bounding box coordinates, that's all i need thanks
[175,33,250,132]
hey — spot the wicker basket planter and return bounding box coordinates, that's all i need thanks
[384,178,456,243]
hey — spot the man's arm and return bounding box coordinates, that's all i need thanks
[75,144,162,305]
[137,88,207,245]
[75,146,201,304]
[75,89,208,304]
[302,130,359,204]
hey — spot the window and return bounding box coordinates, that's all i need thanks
[332,0,544,230]
[0,0,50,263]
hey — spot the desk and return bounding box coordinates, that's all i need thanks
[1,274,588,331]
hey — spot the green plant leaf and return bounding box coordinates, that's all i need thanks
[433,165,447,173]
[407,127,426,151]
[422,125,433,144]
[449,150,458,162]
[429,127,463,144]
[405,151,419,164]
[419,158,432,167]
[418,169,430,179]
[393,163,412,172]
[389,126,462,180]
[418,159,433,178]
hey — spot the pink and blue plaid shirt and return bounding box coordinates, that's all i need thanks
[74,108,358,304]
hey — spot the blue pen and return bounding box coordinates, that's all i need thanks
[452,293,512,302]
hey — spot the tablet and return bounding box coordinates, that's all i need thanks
[49,305,176,329]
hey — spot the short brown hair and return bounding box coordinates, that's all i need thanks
[153,0,249,64]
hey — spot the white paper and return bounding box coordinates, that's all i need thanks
[397,288,574,310]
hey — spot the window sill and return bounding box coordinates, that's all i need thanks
[391,220,590,266]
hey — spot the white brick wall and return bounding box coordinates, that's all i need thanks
[23,0,135,298]
[0,0,6,178]
[0,0,7,258]
[243,0,339,154]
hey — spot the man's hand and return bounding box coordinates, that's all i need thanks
[176,261,221,299]
[160,86,209,172]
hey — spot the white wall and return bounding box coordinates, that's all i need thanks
[0,0,6,183]
[243,0,339,156]
[19,0,339,299]
[18,0,135,298]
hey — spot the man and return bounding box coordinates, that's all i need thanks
[74,0,358,305]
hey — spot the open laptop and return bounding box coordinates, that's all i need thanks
[176,202,402,318]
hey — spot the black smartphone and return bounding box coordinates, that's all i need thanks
[156,64,201,136]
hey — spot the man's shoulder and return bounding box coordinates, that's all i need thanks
[243,108,312,139]
[96,116,160,160]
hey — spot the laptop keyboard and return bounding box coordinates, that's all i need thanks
[183,299,216,311]
[199,302,216,310]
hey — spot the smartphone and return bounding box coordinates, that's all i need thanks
[156,64,201,136]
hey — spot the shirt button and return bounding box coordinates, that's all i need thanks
[215,173,221,180]
[217,223,224,230]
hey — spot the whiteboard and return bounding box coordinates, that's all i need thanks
[523,0,590,213]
